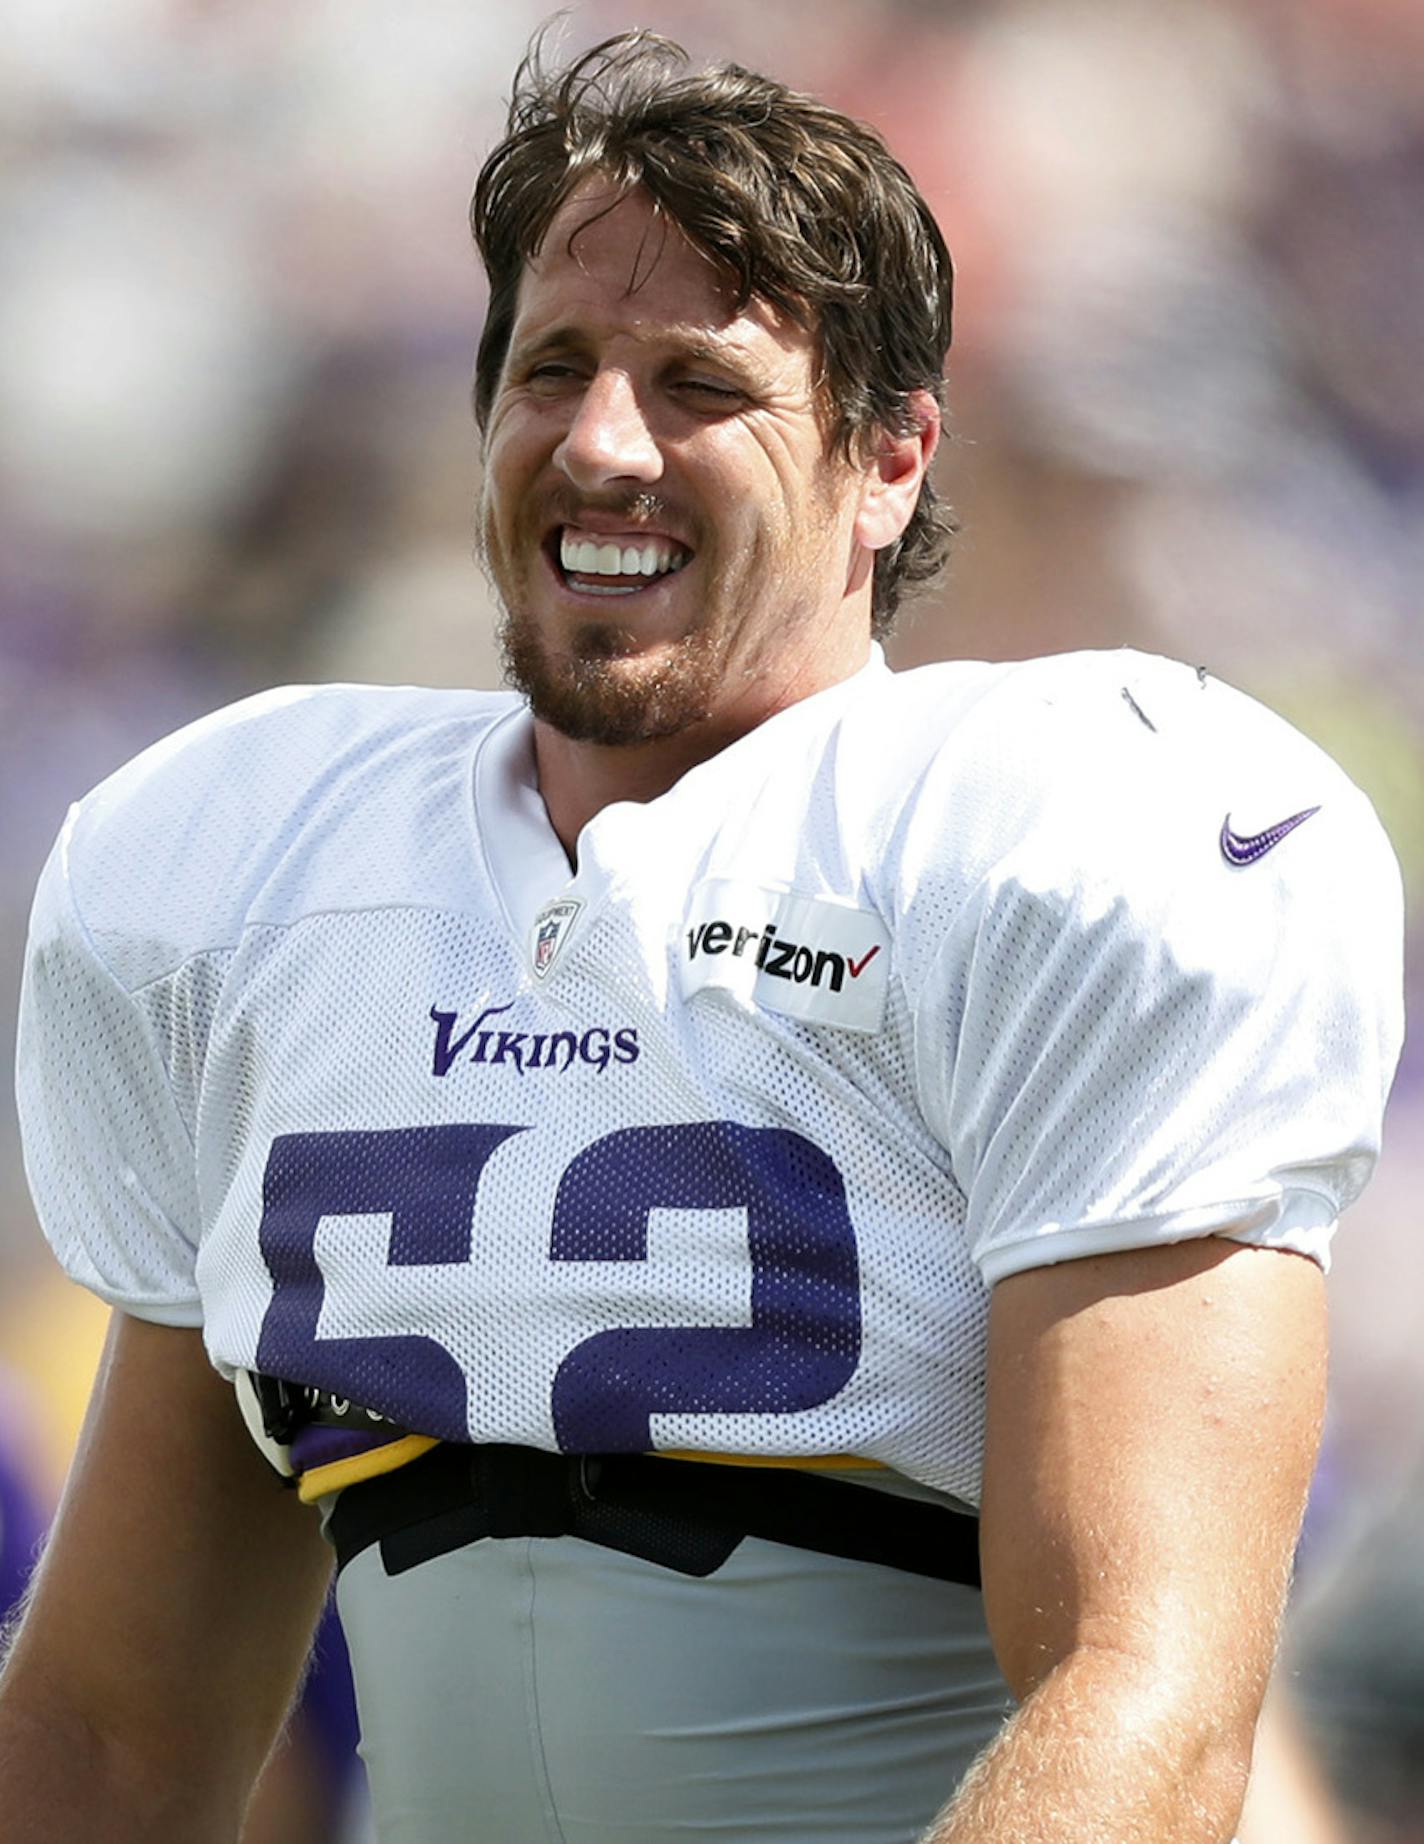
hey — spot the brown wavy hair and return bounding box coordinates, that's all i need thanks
[470,29,955,636]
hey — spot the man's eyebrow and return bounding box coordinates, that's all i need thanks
[673,336,745,367]
[664,334,774,380]
[506,325,592,365]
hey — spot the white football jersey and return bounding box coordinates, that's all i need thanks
[16,648,1403,1505]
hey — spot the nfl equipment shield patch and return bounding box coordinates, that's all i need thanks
[531,897,583,979]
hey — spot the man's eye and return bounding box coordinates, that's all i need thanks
[526,363,582,386]
[678,378,742,403]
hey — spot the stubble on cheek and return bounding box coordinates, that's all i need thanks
[473,467,513,603]
[477,441,851,746]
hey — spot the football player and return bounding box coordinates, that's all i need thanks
[1,30,1403,1844]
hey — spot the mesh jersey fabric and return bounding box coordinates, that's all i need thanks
[16,647,1403,1507]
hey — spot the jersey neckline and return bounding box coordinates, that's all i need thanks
[469,647,893,968]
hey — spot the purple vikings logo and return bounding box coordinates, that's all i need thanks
[429,1001,639,1077]
[532,897,582,978]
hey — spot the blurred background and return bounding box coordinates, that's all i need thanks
[1,1,1420,1838]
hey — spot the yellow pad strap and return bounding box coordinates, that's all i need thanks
[298,1433,440,1504]
[299,1437,882,1505]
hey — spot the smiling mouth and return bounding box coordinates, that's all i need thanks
[551,524,693,598]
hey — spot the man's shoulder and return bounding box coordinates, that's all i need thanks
[870,646,1357,814]
[849,648,1395,942]
[874,646,1225,749]
[81,680,513,806]
[853,646,1193,764]
[53,681,519,987]
[830,648,1185,840]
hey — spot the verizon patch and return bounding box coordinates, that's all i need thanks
[680,881,889,1034]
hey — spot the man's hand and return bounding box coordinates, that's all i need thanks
[925,1236,1326,1843]
[0,1311,332,1843]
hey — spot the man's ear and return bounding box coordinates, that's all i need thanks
[853,390,941,552]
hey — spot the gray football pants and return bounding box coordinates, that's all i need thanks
[333,1522,1012,1844]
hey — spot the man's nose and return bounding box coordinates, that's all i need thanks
[553,368,663,490]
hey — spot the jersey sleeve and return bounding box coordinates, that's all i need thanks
[16,815,204,1325]
[909,668,1405,1287]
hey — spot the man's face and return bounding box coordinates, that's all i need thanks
[478,185,871,746]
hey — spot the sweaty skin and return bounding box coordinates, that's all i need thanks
[478,183,936,854]
[922,1239,1326,1844]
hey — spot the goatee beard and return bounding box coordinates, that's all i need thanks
[482,485,718,745]
[499,609,721,746]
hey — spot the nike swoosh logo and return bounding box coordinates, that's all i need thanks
[1220,806,1320,866]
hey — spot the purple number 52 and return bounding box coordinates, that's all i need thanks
[256,1120,861,1450]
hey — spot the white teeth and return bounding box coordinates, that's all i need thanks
[559,527,690,581]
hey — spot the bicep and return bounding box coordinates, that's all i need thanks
[979,1237,1326,1727]
[3,1311,332,1798]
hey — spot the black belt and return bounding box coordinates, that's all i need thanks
[327,1441,982,1588]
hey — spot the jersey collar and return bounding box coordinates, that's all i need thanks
[471,645,891,949]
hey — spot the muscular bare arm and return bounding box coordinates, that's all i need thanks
[0,1312,333,1843]
[924,1237,1326,1844]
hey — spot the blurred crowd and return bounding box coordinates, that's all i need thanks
[2,1,1421,1838]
